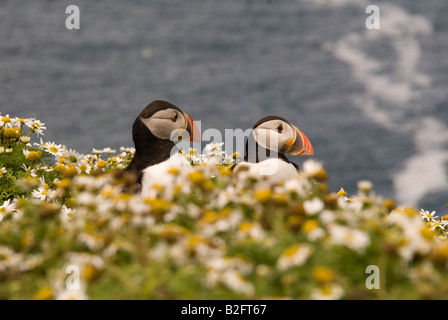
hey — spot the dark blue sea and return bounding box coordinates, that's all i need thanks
[1,0,447,213]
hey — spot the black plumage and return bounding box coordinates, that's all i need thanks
[124,100,181,186]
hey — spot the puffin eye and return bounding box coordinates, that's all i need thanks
[276,124,283,133]
[172,113,178,122]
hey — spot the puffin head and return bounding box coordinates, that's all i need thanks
[135,100,200,145]
[248,115,314,158]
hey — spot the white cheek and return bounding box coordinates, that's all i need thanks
[254,129,282,151]
[142,118,175,140]
[280,128,294,147]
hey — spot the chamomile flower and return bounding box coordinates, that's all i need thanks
[0,114,12,128]
[77,160,92,174]
[302,159,323,176]
[328,225,370,253]
[221,270,255,296]
[63,148,84,164]
[31,185,57,201]
[205,142,224,154]
[310,284,344,300]
[20,136,31,143]
[419,209,438,222]
[303,198,325,216]
[43,142,65,157]
[120,147,135,154]
[0,167,6,178]
[0,199,16,221]
[277,244,313,271]
[23,150,42,162]
[30,119,46,136]
[60,205,75,221]
[357,180,373,193]
[91,148,103,155]
[100,147,116,155]
[0,246,23,273]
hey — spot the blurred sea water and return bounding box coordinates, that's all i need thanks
[0,0,447,212]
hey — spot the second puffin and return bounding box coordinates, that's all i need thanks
[233,115,314,183]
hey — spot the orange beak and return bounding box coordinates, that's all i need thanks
[285,126,314,156]
[184,113,200,142]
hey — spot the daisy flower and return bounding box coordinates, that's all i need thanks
[276,244,313,271]
[204,142,224,156]
[0,246,23,272]
[63,148,84,164]
[30,119,46,136]
[0,167,6,178]
[91,148,103,155]
[0,114,12,128]
[310,284,344,300]
[302,159,323,176]
[0,199,16,221]
[303,198,325,216]
[31,186,57,201]
[120,146,135,154]
[221,270,255,296]
[43,142,65,157]
[100,147,116,155]
[20,136,31,143]
[328,225,370,253]
[419,209,438,222]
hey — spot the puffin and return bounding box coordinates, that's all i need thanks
[124,100,199,195]
[233,115,314,182]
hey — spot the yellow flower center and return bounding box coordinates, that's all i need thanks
[97,160,107,168]
[3,128,20,139]
[168,167,180,175]
[313,267,334,284]
[26,151,42,163]
[301,219,319,233]
[188,171,206,184]
[239,222,254,232]
[254,188,272,203]
[49,146,59,153]
[35,286,53,300]
[54,164,66,174]
[421,227,436,240]
[283,244,300,257]
[403,207,417,216]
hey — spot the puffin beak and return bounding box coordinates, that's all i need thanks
[285,126,314,156]
[184,113,200,142]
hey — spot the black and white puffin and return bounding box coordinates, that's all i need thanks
[233,115,314,182]
[124,100,199,195]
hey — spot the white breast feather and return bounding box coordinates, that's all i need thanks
[141,152,191,198]
[233,158,298,184]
